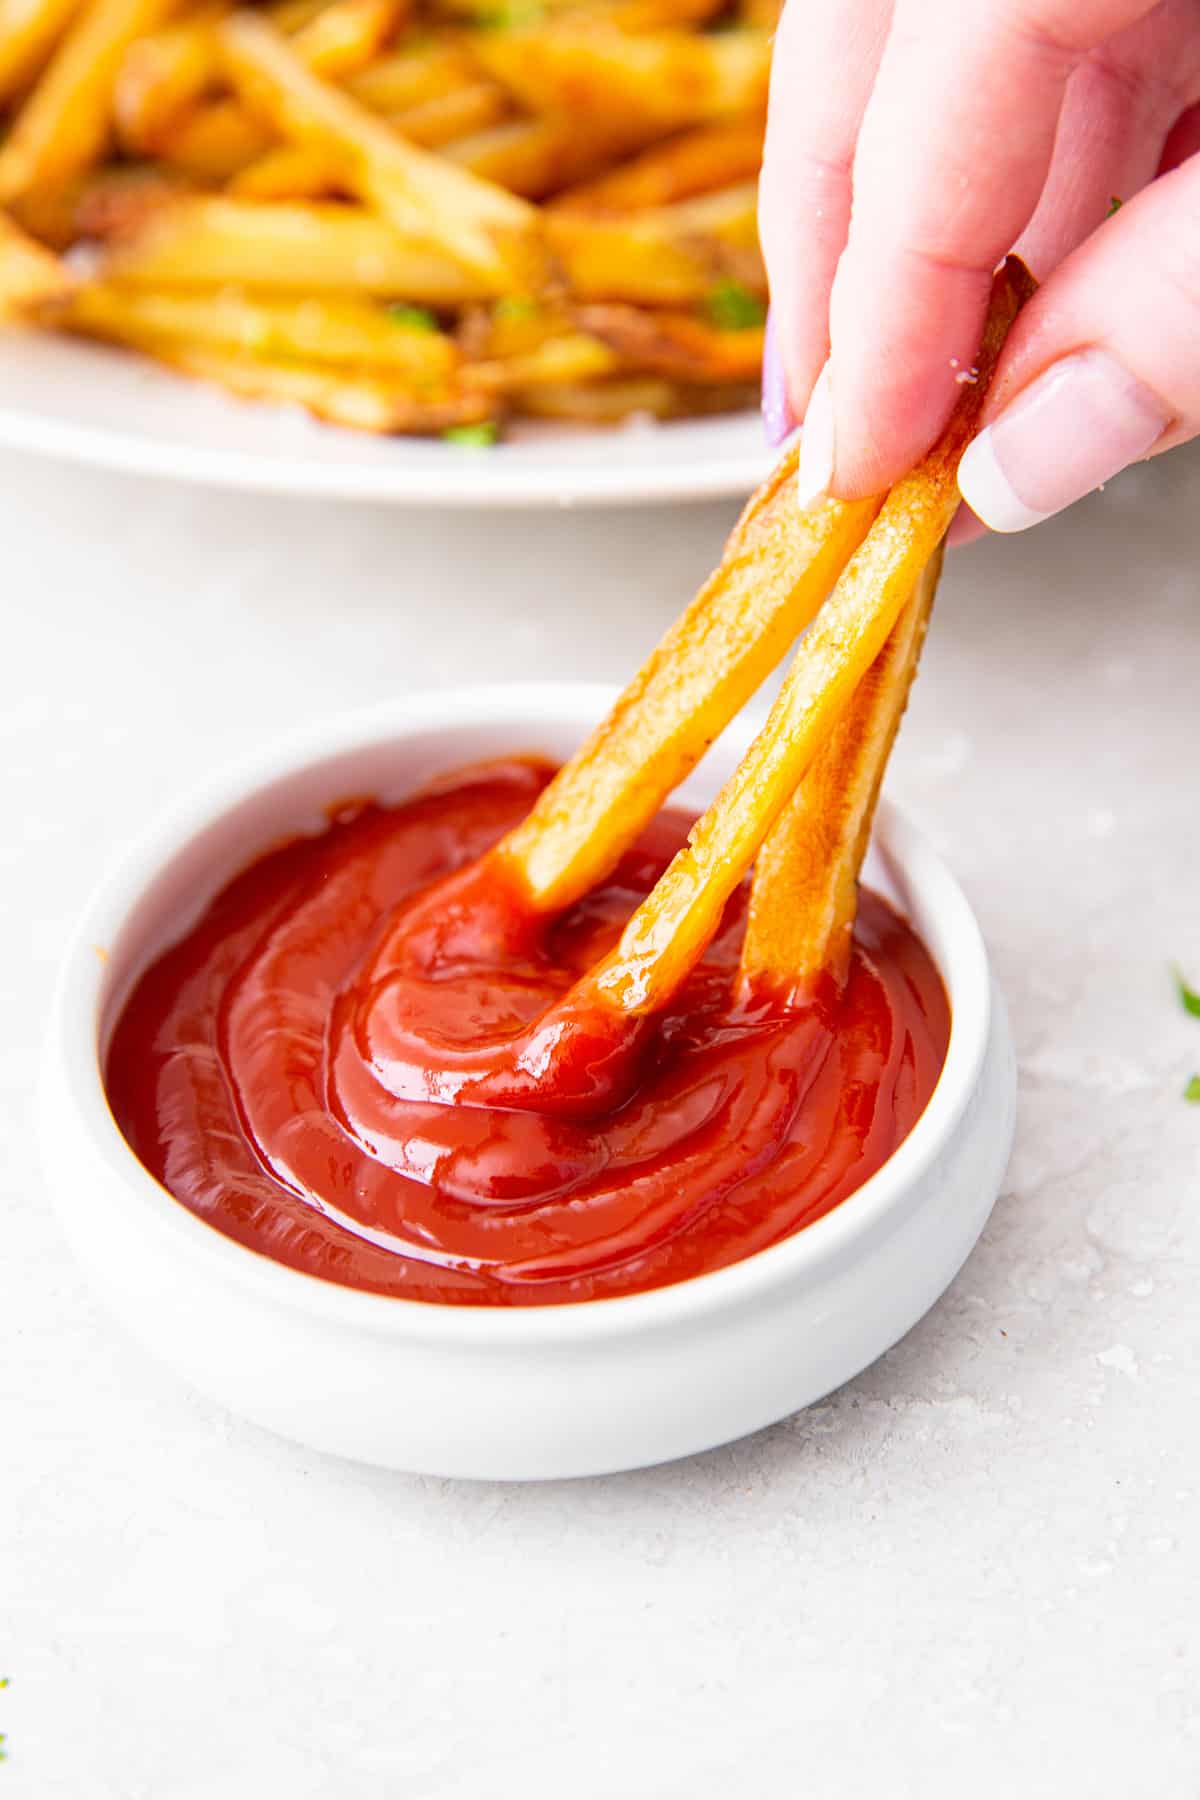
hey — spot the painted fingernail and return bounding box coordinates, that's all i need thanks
[958,349,1170,533]
[796,357,834,511]
[761,311,795,447]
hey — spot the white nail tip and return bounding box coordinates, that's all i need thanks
[957,429,1051,533]
[796,359,835,512]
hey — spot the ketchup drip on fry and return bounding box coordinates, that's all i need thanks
[104,758,950,1307]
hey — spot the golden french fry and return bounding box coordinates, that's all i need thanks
[583,258,1036,1014]
[100,196,491,303]
[466,330,617,389]
[471,23,768,135]
[437,0,721,20]
[551,118,763,213]
[266,0,327,29]
[572,303,763,382]
[0,208,72,313]
[497,441,882,912]
[59,279,461,380]
[739,547,943,1000]
[547,181,761,302]
[220,10,541,288]
[152,340,495,432]
[227,140,342,198]
[387,79,508,149]
[0,0,182,203]
[113,17,223,155]
[514,372,753,419]
[153,94,273,178]
[443,116,635,200]
[344,40,476,112]
[288,0,403,78]
[0,0,81,105]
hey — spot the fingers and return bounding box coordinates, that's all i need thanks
[758,0,891,439]
[958,150,1200,531]
[822,0,1161,499]
[1016,0,1200,275]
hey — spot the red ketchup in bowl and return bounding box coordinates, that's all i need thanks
[105,758,949,1306]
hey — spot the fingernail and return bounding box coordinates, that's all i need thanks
[796,357,834,510]
[958,349,1169,533]
[761,311,795,447]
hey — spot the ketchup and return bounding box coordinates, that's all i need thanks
[104,759,949,1306]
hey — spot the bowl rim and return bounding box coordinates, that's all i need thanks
[45,681,994,1344]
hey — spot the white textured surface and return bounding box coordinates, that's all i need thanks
[4,446,1199,1795]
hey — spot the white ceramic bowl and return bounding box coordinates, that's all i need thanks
[40,684,1016,1481]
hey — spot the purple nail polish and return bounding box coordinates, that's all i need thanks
[761,311,796,447]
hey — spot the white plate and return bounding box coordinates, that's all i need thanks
[0,330,772,507]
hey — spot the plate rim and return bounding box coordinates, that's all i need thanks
[0,349,774,508]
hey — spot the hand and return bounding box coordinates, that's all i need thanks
[758,0,1200,533]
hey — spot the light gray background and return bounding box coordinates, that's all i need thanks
[4,442,1199,1796]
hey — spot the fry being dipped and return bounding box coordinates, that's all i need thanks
[104,258,1033,1307]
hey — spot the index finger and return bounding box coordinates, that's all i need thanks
[824,0,1160,498]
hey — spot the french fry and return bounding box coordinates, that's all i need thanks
[497,441,882,912]
[58,279,462,380]
[0,0,81,105]
[471,23,769,135]
[227,139,342,198]
[344,40,476,112]
[443,115,634,199]
[0,0,182,203]
[515,372,752,419]
[572,303,763,382]
[548,181,761,302]
[288,0,403,78]
[551,118,763,213]
[101,196,491,303]
[388,78,507,148]
[466,329,617,389]
[220,10,541,288]
[0,207,72,313]
[113,17,222,154]
[739,547,943,1000]
[266,0,327,30]
[582,258,1036,1014]
[153,339,494,431]
[153,93,272,177]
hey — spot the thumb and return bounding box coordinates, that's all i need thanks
[958,153,1200,533]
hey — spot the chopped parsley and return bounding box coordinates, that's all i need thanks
[1185,1075,1200,1104]
[442,421,500,446]
[1174,966,1200,1018]
[702,280,767,332]
[1106,196,1123,218]
[386,303,439,333]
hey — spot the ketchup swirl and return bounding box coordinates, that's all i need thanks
[105,759,949,1306]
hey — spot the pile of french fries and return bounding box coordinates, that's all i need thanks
[0,0,773,438]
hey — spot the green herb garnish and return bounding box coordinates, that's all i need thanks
[442,421,500,446]
[387,303,439,333]
[1185,1075,1200,1104]
[1174,966,1200,1018]
[1106,195,1123,218]
[702,279,767,332]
